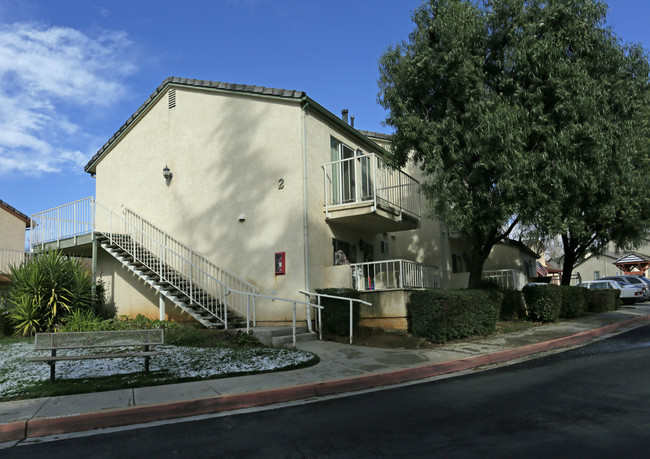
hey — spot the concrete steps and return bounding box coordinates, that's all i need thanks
[252,326,318,348]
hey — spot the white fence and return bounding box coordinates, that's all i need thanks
[482,269,527,290]
[0,249,31,274]
[323,153,421,218]
[350,259,440,291]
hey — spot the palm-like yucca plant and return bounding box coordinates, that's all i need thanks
[8,295,42,337]
[6,251,94,334]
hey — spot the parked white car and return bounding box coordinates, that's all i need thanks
[580,280,644,304]
[600,276,650,301]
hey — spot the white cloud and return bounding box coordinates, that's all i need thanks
[0,22,137,177]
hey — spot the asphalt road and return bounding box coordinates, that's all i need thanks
[6,324,650,458]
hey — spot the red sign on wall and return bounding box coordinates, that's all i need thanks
[275,252,286,275]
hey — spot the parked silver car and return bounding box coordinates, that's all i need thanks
[580,279,644,305]
[600,276,650,301]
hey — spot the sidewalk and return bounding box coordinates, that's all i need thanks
[2,305,650,444]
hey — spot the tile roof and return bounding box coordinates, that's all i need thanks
[84,77,306,173]
[358,130,393,141]
[0,199,30,226]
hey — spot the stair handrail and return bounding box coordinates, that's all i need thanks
[119,205,257,324]
[121,205,258,294]
[95,202,253,328]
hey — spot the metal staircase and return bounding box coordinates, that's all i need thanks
[98,233,239,328]
[93,202,258,329]
[30,198,258,329]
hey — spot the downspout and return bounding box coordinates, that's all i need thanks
[301,99,311,294]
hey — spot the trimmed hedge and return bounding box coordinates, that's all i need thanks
[315,288,361,336]
[499,289,526,320]
[522,284,562,323]
[559,286,587,319]
[587,289,620,312]
[407,289,501,344]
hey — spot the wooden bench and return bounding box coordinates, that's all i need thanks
[29,329,164,382]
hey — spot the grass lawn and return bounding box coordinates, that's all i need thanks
[0,334,318,401]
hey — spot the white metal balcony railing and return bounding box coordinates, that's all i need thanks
[30,196,95,247]
[350,259,440,291]
[0,248,32,274]
[323,153,421,219]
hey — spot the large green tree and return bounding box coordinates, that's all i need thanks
[379,0,650,287]
[507,0,650,284]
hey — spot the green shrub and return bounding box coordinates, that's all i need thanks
[314,288,361,336]
[407,289,501,344]
[559,286,588,319]
[522,284,562,323]
[5,251,103,335]
[498,289,526,320]
[587,289,621,312]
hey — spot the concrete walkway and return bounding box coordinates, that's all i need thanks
[2,305,650,444]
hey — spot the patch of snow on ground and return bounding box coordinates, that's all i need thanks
[0,342,315,398]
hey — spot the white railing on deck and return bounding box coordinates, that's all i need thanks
[482,269,524,290]
[350,259,440,291]
[29,197,95,247]
[323,153,420,219]
[0,249,31,274]
[94,202,257,328]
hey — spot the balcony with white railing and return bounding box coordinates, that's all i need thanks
[350,259,440,291]
[29,197,95,253]
[323,154,421,232]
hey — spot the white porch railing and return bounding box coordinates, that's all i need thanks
[323,153,421,219]
[0,249,32,274]
[29,197,95,247]
[350,259,440,291]
[482,269,527,290]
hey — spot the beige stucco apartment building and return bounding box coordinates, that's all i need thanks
[30,77,537,329]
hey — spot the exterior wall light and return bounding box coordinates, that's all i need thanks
[163,165,173,184]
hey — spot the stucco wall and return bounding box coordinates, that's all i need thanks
[0,207,27,251]
[95,87,310,323]
[574,255,623,281]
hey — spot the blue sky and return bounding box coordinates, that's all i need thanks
[0,0,648,220]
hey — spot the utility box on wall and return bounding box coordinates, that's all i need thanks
[275,252,286,275]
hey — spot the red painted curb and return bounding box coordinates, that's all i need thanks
[25,384,319,439]
[11,314,650,442]
[0,421,26,443]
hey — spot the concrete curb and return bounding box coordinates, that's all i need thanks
[2,315,649,443]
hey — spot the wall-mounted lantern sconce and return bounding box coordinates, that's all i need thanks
[163,165,173,184]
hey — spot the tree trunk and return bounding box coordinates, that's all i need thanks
[561,234,577,286]
[467,244,493,289]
